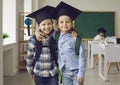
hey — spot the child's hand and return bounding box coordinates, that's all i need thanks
[35,31,45,41]
[77,76,84,83]
[71,31,77,37]
[31,74,35,79]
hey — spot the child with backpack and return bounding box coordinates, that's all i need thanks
[26,6,58,85]
[53,2,86,85]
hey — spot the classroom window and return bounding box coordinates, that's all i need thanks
[3,0,16,44]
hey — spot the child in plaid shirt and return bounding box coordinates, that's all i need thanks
[26,6,58,85]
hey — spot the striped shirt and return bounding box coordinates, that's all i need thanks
[26,35,58,77]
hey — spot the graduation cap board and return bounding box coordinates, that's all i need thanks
[26,6,54,24]
[53,1,82,20]
[26,6,55,36]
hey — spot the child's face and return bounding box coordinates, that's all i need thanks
[38,19,53,35]
[99,32,104,37]
[58,15,73,33]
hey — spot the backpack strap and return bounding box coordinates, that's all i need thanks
[31,35,42,68]
[34,35,42,61]
[49,36,58,67]
[75,35,81,56]
[54,31,60,44]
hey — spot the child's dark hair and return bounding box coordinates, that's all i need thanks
[97,27,106,34]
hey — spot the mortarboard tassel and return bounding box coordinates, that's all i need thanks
[24,18,32,36]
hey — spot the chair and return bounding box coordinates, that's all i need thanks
[87,40,100,68]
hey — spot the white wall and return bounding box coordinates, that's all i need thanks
[0,0,3,84]
[24,0,32,12]
[38,0,120,36]
[32,0,38,11]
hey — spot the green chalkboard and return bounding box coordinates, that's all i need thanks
[75,12,115,38]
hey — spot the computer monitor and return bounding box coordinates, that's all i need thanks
[116,38,120,44]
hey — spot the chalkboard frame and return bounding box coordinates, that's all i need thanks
[75,11,115,39]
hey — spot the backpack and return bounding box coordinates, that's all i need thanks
[32,35,58,68]
[54,31,81,56]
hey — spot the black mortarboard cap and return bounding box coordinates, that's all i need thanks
[53,1,82,20]
[26,5,55,24]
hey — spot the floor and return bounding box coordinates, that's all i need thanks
[4,64,120,85]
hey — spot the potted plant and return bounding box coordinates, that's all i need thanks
[3,33,9,39]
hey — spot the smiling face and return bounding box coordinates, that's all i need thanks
[58,15,73,33]
[38,19,53,35]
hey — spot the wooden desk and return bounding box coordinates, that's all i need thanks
[98,44,120,81]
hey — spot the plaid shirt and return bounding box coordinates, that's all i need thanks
[26,35,58,77]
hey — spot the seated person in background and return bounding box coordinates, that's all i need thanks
[93,27,106,65]
[94,27,106,41]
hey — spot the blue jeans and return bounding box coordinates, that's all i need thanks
[62,69,84,85]
[34,73,58,85]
